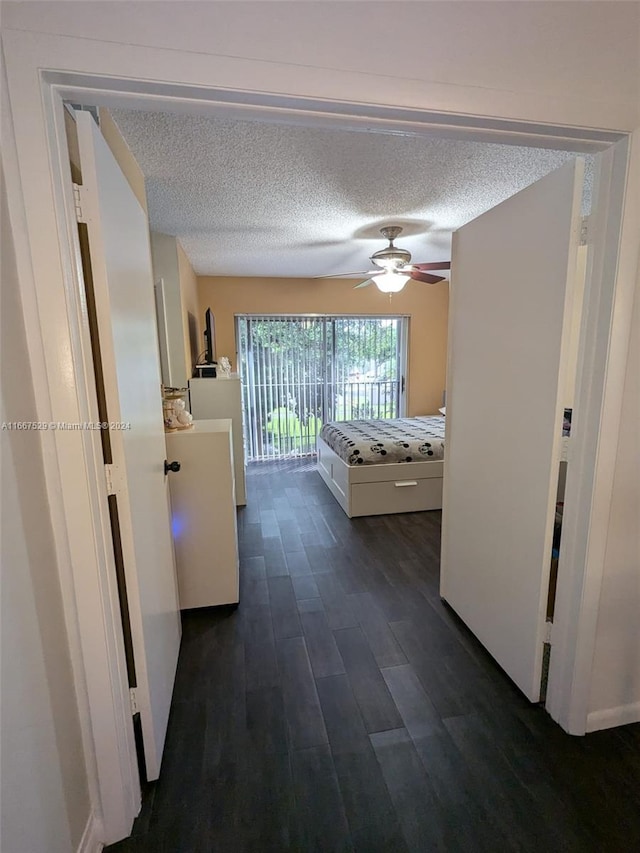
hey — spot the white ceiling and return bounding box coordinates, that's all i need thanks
[111,109,591,278]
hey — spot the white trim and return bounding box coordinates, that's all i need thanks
[587,702,640,733]
[48,83,142,836]
[546,132,640,734]
[1,49,140,842]
[1,51,114,840]
[77,813,104,853]
[0,27,637,842]
[49,77,624,155]
[1,24,634,142]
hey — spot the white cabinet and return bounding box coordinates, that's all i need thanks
[189,375,246,505]
[165,419,239,609]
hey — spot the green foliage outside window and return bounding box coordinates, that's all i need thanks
[238,316,402,459]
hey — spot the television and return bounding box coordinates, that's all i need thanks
[203,308,216,365]
[187,311,199,375]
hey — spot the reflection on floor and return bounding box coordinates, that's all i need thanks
[107,462,640,852]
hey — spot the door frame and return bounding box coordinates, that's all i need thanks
[2,28,637,842]
[546,132,640,733]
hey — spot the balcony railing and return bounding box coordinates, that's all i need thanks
[237,314,407,463]
[243,379,400,461]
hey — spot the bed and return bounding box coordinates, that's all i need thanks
[316,416,446,518]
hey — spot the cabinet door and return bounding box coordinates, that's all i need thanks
[441,159,584,701]
[166,426,239,609]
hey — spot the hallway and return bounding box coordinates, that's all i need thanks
[109,462,640,852]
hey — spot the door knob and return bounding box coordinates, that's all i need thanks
[164,460,181,475]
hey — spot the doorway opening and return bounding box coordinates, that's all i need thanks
[8,43,631,840]
[237,314,408,461]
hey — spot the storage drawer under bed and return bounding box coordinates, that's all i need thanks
[350,476,443,517]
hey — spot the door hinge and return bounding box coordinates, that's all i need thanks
[105,463,115,496]
[580,216,589,246]
[129,687,139,715]
[72,182,87,224]
[544,620,554,644]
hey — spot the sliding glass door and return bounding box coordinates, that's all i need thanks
[237,314,408,461]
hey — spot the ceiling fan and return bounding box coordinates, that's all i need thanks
[317,226,451,293]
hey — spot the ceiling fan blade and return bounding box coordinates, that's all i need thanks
[354,278,376,289]
[314,270,378,279]
[410,270,446,285]
[411,261,451,271]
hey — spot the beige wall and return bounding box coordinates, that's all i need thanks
[63,107,82,183]
[98,108,148,213]
[177,240,201,375]
[150,234,200,388]
[150,231,187,387]
[1,166,91,852]
[198,276,449,415]
[63,108,148,214]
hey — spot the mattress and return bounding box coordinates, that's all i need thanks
[319,416,446,465]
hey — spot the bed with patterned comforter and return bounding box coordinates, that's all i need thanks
[319,416,446,466]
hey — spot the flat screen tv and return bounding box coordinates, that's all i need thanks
[203,308,216,365]
[187,311,199,374]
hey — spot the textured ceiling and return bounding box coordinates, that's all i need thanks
[111,109,591,278]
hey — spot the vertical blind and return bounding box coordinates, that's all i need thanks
[237,314,408,461]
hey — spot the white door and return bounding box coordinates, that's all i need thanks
[440,159,584,701]
[76,112,182,779]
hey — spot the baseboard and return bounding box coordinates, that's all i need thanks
[77,813,104,853]
[586,701,640,732]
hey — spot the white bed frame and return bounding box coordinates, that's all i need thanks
[317,435,444,518]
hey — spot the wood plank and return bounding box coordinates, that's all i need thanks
[349,592,407,668]
[245,686,288,756]
[268,576,303,640]
[291,574,320,600]
[291,745,353,853]
[315,572,359,630]
[369,728,446,852]
[285,548,313,576]
[241,604,279,691]
[297,597,325,613]
[381,664,443,738]
[315,674,368,755]
[263,548,289,577]
[333,749,409,853]
[277,636,328,750]
[333,627,402,734]
[300,609,345,679]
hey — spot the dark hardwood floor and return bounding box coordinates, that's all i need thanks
[108,460,640,852]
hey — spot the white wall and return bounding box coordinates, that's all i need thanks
[3,1,639,131]
[150,232,190,389]
[0,166,91,852]
[588,271,640,728]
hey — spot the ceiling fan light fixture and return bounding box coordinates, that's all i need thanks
[372,257,397,270]
[374,271,410,293]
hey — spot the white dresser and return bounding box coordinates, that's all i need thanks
[188,375,246,505]
[165,419,239,609]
